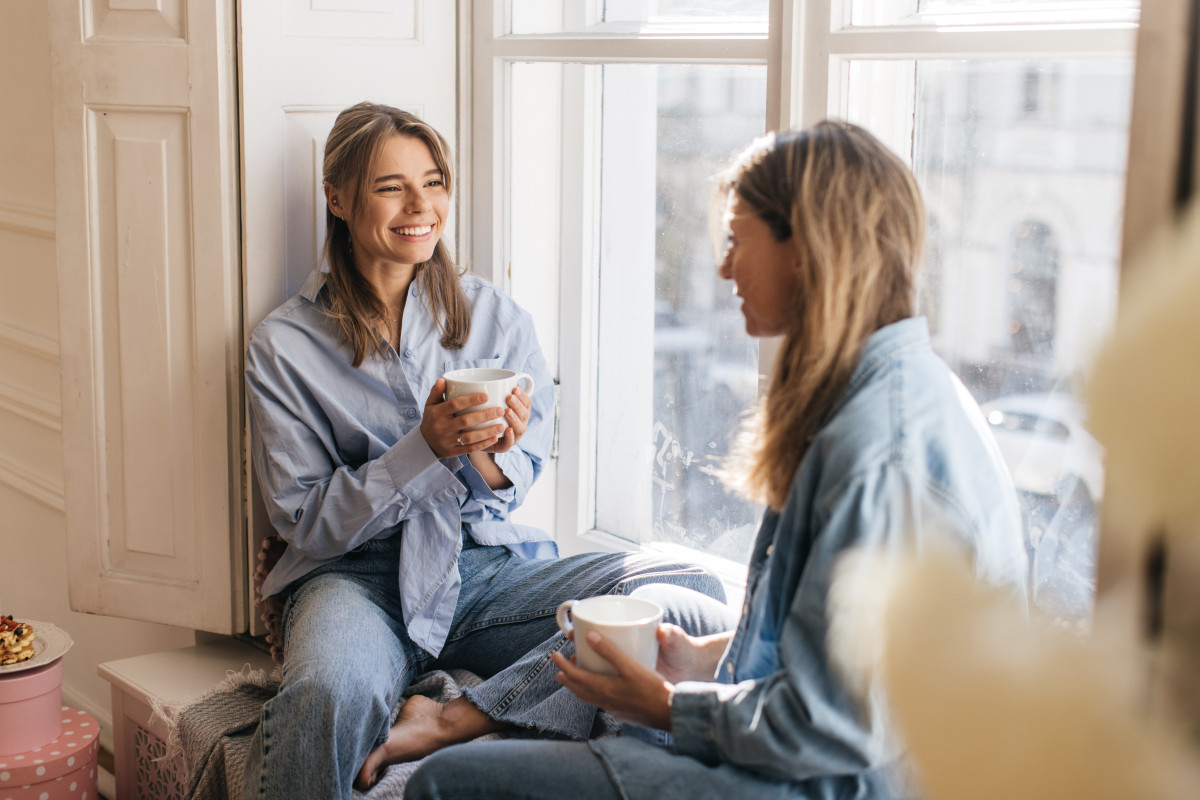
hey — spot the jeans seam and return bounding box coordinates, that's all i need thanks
[484,636,570,718]
[444,607,562,641]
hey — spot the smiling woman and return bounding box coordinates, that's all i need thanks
[326,134,449,303]
[317,103,468,366]
[239,102,733,800]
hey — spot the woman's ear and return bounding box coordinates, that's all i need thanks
[324,182,345,219]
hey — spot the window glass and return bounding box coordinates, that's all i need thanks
[510,0,769,34]
[593,63,766,562]
[846,57,1135,626]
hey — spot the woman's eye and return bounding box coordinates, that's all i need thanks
[427,179,445,188]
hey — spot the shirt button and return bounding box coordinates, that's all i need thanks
[411,287,418,297]
[403,348,413,358]
[726,662,735,675]
[406,408,418,419]
[766,544,774,557]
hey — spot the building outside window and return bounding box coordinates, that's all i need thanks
[473,0,1139,621]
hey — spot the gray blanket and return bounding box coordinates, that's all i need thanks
[172,668,503,800]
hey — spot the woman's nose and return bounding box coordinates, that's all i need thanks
[406,189,432,214]
[717,253,733,280]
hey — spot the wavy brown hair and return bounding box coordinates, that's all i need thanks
[321,102,471,366]
[719,121,925,509]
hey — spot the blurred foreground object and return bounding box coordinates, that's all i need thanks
[829,547,1200,800]
[1089,204,1200,534]
[1088,203,1200,726]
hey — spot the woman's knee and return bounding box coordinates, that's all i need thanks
[630,581,737,635]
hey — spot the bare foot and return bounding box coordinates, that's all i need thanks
[354,695,510,791]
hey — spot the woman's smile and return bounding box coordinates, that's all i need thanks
[392,224,435,238]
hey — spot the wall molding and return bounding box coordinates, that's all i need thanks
[0,199,55,238]
[0,319,59,362]
[0,451,65,511]
[0,378,61,431]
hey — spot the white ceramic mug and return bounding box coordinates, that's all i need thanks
[555,595,663,675]
[443,367,536,431]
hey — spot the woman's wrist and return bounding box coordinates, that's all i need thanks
[468,450,512,490]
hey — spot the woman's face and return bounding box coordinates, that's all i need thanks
[717,191,799,338]
[326,133,449,272]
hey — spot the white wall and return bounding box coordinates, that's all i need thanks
[0,4,195,741]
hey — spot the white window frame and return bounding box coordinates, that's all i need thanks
[464,0,1138,577]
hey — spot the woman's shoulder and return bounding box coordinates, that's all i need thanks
[247,290,331,357]
[457,271,534,324]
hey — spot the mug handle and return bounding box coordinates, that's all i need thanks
[514,372,535,396]
[555,599,577,638]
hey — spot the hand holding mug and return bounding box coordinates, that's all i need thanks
[443,368,535,453]
[420,379,505,458]
[551,596,674,730]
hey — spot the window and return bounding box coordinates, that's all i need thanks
[473,2,1138,617]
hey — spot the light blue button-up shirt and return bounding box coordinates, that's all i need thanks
[245,269,556,656]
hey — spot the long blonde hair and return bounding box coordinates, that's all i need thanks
[721,121,926,509]
[321,102,471,366]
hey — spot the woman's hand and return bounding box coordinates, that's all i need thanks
[420,379,505,458]
[483,386,532,454]
[551,631,675,731]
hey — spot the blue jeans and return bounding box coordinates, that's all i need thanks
[403,738,804,800]
[241,534,734,799]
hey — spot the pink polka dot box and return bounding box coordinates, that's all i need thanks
[0,708,99,800]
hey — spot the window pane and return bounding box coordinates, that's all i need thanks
[847,57,1135,627]
[850,0,1138,27]
[594,64,766,563]
[510,0,768,34]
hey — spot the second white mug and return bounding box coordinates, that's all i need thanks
[555,595,663,675]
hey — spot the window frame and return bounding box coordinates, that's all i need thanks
[463,0,1138,577]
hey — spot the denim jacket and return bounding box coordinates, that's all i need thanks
[245,269,556,656]
[664,317,1028,796]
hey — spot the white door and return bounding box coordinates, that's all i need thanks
[48,0,245,632]
[239,0,459,633]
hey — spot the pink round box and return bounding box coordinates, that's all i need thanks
[0,708,99,800]
[0,658,63,755]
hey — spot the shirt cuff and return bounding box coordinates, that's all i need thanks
[493,450,532,493]
[381,427,465,511]
[669,681,724,764]
[459,458,518,505]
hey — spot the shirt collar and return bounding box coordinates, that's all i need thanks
[299,267,425,304]
[299,268,327,303]
[830,316,931,418]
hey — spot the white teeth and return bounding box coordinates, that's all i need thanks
[394,225,433,236]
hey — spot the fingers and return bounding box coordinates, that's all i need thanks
[421,385,506,457]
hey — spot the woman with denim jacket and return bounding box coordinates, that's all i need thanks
[240,102,734,800]
[404,121,1028,799]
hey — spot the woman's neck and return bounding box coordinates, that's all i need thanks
[358,259,417,316]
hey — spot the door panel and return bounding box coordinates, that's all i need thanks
[48,0,244,631]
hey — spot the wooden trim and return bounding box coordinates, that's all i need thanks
[0,320,59,362]
[0,200,55,238]
[0,378,61,431]
[0,451,64,511]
